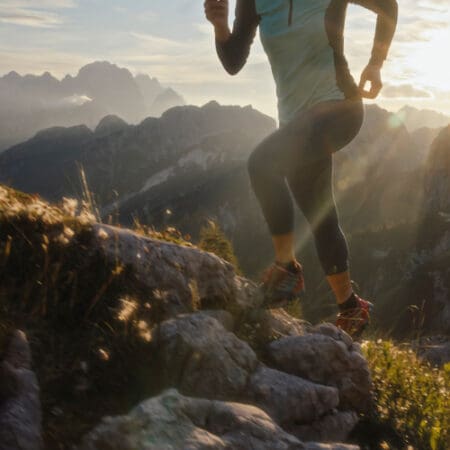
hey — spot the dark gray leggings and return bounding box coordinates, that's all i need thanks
[247,97,364,276]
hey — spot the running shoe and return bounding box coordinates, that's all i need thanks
[335,294,374,339]
[260,260,305,308]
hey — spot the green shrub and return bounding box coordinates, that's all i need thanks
[198,219,242,275]
[362,340,450,450]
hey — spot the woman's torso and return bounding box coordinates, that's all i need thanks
[255,0,359,126]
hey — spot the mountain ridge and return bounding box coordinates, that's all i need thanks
[0,61,185,151]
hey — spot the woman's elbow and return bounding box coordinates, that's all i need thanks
[225,64,243,75]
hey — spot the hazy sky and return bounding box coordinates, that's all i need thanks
[1,0,449,119]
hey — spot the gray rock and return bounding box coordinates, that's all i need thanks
[81,388,306,450]
[267,309,312,337]
[268,325,371,412]
[289,411,359,443]
[311,323,354,349]
[154,313,258,399]
[0,331,42,450]
[200,309,235,331]
[304,443,359,450]
[93,224,261,316]
[248,365,339,425]
[248,308,311,340]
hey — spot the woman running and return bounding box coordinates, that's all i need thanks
[204,0,397,338]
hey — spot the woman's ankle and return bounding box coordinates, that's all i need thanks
[272,232,296,264]
[326,269,353,304]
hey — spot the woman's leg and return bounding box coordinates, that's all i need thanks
[247,124,299,265]
[285,98,363,303]
[286,154,353,303]
[247,97,363,301]
[271,232,297,264]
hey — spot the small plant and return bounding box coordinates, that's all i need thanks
[132,216,194,247]
[198,218,242,275]
[77,163,101,223]
[362,339,450,450]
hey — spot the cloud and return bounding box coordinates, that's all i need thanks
[0,0,76,28]
[61,94,92,106]
[2,0,76,8]
[0,10,63,28]
[382,83,433,98]
[130,32,189,51]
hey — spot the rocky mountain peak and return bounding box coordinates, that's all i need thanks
[423,125,450,214]
[0,62,185,151]
[94,114,129,137]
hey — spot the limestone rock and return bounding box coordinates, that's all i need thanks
[200,309,235,331]
[268,324,371,412]
[92,224,261,317]
[0,331,42,450]
[304,443,359,450]
[289,411,359,443]
[266,309,312,337]
[154,313,258,399]
[81,388,306,450]
[248,365,339,425]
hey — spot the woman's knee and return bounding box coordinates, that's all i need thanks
[247,144,268,181]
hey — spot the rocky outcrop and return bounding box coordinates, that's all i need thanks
[0,186,370,448]
[267,323,371,412]
[81,389,359,450]
[154,313,259,399]
[92,223,261,316]
[0,331,42,450]
[248,365,339,425]
[149,312,369,444]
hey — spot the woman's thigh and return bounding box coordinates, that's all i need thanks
[248,97,364,178]
[281,97,364,168]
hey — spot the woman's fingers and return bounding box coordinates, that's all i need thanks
[204,0,228,23]
[358,66,383,99]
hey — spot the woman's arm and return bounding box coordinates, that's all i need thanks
[205,0,259,75]
[349,0,398,98]
[350,0,398,68]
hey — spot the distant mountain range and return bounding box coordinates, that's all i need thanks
[397,105,450,132]
[0,100,444,253]
[0,100,448,336]
[0,100,275,206]
[0,61,185,151]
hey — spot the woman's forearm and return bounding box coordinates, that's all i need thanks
[351,0,398,67]
[215,0,259,75]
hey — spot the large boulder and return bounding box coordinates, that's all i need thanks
[267,323,371,412]
[288,411,359,443]
[248,365,339,425]
[153,312,258,399]
[153,313,359,443]
[0,331,42,450]
[304,444,359,450]
[92,224,261,317]
[80,388,306,450]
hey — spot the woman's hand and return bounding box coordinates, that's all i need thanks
[359,64,383,99]
[204,0,231,42]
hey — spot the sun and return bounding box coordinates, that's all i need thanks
[404,26,450,92]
